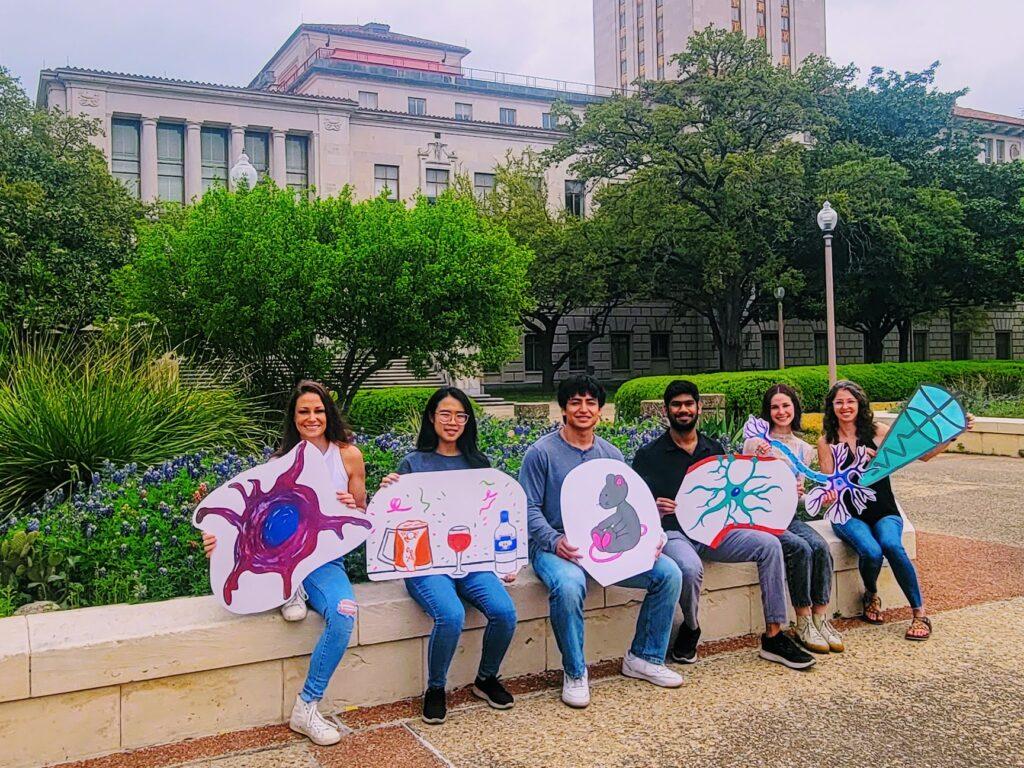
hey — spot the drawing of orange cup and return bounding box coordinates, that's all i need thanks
[378,520,432,572]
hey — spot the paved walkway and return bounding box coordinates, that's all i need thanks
[58,455,1024,768]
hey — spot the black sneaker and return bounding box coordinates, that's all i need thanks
[670,624,701,664]
[759,631,816,670]
[472,675,515,709]
[422,687,447,724]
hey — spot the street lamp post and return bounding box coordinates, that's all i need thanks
[774,286,786,370]
[229,151,258,190]
[817,201,840,386]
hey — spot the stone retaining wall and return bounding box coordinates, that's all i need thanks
[875,413,1024,458]
[0,520,915,768]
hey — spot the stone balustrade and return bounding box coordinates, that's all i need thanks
[0,520,914,768]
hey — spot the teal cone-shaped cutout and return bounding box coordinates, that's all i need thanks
[859,384,966,486]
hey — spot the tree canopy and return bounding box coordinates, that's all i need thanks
[119,184,532,407]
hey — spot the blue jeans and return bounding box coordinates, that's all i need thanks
[300,558,356,703]
[832,515,922,610]
[531,550,682,679]
[405,572,517,690]
[779,518,833,608]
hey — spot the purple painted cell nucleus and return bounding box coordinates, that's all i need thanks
[196,442,371,605]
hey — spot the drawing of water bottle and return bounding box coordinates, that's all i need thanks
[493,510,517,574]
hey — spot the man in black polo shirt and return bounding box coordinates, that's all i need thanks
[633,380,814,670]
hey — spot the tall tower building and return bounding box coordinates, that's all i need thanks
[593,0,827,90]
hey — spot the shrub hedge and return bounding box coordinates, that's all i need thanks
[614,361,1024,420]
[346,387,483,435]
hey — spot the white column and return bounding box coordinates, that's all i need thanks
[185,121,202,201]
[271,129,287,187]
[140,118,158,202]
[229,126,246,188]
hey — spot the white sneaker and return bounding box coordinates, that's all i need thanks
[795,616,830,654]
[289,695,341,746]
[814,615,845,652]
[561,670,590,708]
[281,586,308,622]
[621,651,684,688]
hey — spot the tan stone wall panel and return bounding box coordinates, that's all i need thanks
[0,686,120,768]
[120,660,283,750]
[0,615,30,702]
[439,618,547,689]
[29,596,321,697]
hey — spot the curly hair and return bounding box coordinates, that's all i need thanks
[760,383,803,432]
[822,380,876,445]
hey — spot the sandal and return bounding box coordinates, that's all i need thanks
[862,592,884,625]
[905,615,932,641]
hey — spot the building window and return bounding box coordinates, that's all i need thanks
[425,168,449,200]
[455,102,473,121]
[620,59,628,74]
[761,332,779,370]
[373,164,399,200]
[542,112,558,130]
[474,172,495,199]
[983,138,995,164]
[650,332,670,360]
[814,332,828,366]
[996,139,1006,163]
[244,131,270,178]
[610,332,632,370]
[996,331,1013,359]
[110,117,140,197]
[731,0,742,31]
[952,331,972,361]
[912,331,929,362]
[756,0,767,38]
[620,35,627,50]
[568,332,590,371]
[156,122,184,203]
[358,91,378,109]
[565,180,585,217]
[200,126,228,193]
[524,334,542,372]
[285,134,308,190]
[408,97,426,116]
[499,107,517,126]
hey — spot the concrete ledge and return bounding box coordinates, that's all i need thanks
[876,413,1024,457]
[0,519,914,767]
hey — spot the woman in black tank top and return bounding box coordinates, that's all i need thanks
[817,380,972,642]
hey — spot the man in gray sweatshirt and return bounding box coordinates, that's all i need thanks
[518,375,683,709]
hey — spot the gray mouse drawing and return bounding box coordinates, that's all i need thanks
[590,473,644,560]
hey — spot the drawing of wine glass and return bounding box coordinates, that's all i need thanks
[447,525,472,576]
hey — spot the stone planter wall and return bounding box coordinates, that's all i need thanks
[0,520,914,768]
[640,393,726,423]
[875,413,1024,458]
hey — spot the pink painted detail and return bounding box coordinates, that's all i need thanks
[387,497,412,513]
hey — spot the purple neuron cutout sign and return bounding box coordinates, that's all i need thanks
[193,441,371,614]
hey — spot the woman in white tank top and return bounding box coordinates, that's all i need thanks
[202,380,365,747]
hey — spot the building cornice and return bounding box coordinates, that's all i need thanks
[350,108,562,142]
[38,68,357,114]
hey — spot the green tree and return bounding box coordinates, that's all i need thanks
[547,28,853,370]
[119,185,532,408]
[0,68,142,333]
[472,152,649,390]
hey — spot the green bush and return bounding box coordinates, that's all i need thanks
[0,333,265,518]
[615,361,1024,420]
[347,387,482,434]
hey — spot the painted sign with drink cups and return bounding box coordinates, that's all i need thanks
[365,468,528,581]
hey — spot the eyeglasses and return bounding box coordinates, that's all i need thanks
[436,410,469,424]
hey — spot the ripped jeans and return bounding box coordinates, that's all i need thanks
[299,558,356,702]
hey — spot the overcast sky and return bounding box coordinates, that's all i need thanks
[1,0,1020,115]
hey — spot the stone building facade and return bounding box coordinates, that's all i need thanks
[34,14,1023,393]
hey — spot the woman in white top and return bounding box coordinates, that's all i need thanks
[743,384,844,654]
[202,380,365,746]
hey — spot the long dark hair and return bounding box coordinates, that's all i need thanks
[414,386,490,469]
[761,384,803,432]
[275,380,352,457]
[822,380,876,445]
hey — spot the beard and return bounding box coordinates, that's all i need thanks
[668,412,698,434]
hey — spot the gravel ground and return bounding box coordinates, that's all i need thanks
[412,597,1024,768]
[893,454,1024,547]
